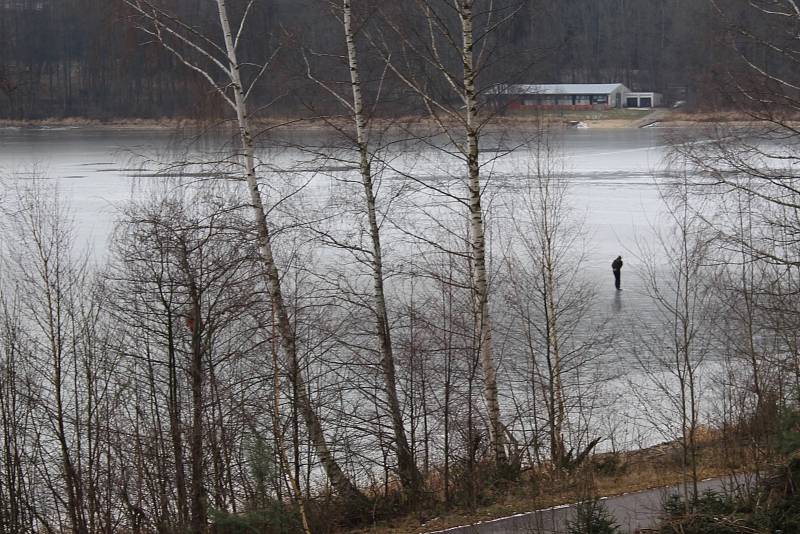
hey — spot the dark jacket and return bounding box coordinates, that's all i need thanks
[612,257,623,272]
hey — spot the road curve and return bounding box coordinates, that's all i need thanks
[421,475,751,534]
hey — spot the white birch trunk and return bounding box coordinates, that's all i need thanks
[342,0,421,496]
[542,251,565,465]
[460,0,506,466]
[215,0,366,505]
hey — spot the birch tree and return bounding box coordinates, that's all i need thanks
[503,125,608,469]
[372,0,523,470]
[301,0,423,499]
[123,0,367,510]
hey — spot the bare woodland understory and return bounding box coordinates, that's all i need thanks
[1,1,800,533]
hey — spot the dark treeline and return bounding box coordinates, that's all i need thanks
[0,0,735,120]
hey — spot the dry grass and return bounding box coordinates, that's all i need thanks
[0,109,745,132]
[348,432,762,534]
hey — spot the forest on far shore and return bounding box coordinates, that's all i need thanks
[0,0,766,120]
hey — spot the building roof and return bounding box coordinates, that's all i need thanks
[492,83,629,95]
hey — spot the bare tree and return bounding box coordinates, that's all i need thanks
[502,124,608,470]
[103,184,323,531]
[122,0,367,510]
[0,180,127,534]
[3,185,90,534]
[0,278,37,532]
[370,0,524,469]
[668,1,800,467]
[300,0,423,499]
[674,1,800,267]
[631,174,715,506]
[108,189,257,531]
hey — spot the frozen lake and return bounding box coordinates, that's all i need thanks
[0,126,673,332]
[0,125,669,267]
[0,124,674,348]
[0,125,688,450]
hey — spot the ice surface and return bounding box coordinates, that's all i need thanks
[0,125,694,450]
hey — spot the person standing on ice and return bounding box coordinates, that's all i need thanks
[612,255,623,290]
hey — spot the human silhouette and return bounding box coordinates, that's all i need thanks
[612,255,623,290]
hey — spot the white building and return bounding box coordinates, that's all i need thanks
[624,92,663,108]
[491,83,663,110]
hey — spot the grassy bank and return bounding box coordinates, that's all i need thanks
[351,430,771,534]
[0,109,765,132]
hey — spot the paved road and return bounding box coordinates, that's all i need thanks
[422,476,751,534]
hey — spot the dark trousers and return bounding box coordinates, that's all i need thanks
[613,269,621,289]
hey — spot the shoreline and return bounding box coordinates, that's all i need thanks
[0,111,772,132]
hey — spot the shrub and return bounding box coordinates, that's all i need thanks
[656,478,800,532]
[567,498,620,534]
